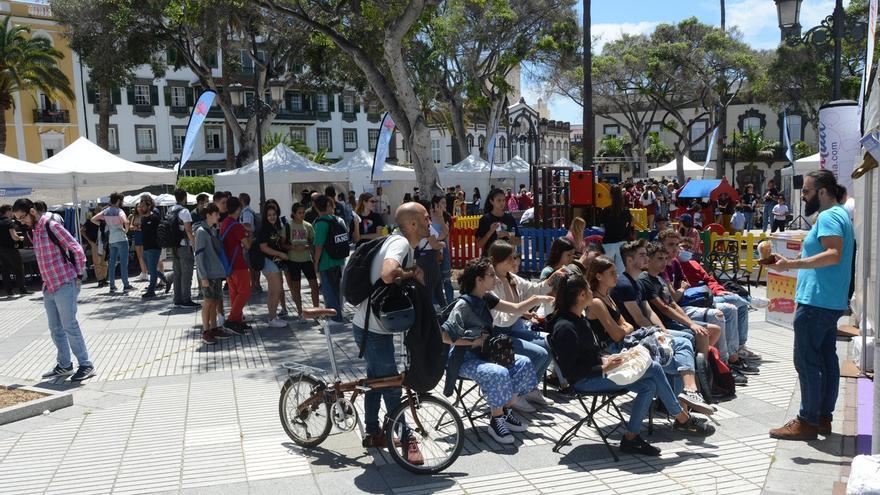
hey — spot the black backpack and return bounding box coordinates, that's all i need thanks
[695,347,736,403]
[45,220,77,270]
[316,217,350,260]
[342,237,389,306]
[157,208,184,248]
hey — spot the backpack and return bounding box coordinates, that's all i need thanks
[695,346,736,403]
[342,237,390,306]
[218,220,242,277]
[157,208,184,248]
[723,281,749,298]
[316,216,350,260]
[680,285,713,308]
[45,221,76,270]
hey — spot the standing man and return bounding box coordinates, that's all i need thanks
[220,197,252,332]
[13,199,94,381]
[313,195,347,322]
[91,192,133,294]
[0,204,28,296]
[170,189,199,308]
[376,186,391,224]
[762,179,779,232]
[769,170,855,441]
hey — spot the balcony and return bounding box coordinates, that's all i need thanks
[32,109,69,123]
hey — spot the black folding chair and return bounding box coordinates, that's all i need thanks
[706,250,752,297]
[451,378,490,442]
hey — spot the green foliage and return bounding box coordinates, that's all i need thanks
[597,135,628,157]
[793,140,815,160]
[176,176,214,195]
[261,132,293,155]
[0,16,75,106]
[724,128,777,166]
[645,132,673,163]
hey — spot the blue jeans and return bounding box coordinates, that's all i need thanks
[107,240,130,289]
[142,248,167,294]
[440,246,454,305]
[602,241,625,275]
[743,211,754,231]
[684,304,731,360]
[715,293,750,349]
[44,280,91,368]
[573,361,683,435]
[320,266,343,322]
[492,319,551,381]
[664,332,696,396]
[352,326,401,435]
[762,202,774,231]
[793,304,844,425]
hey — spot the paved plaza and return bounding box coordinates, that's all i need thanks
[0,279,857,494]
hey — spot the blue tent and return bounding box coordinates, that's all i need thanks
[678,179,721,198]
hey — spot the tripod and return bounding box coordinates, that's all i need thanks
[787,213,811,231]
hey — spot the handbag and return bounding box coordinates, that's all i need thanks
[478,333,516,368]
[605,345,652,386]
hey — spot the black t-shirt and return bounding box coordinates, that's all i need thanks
[483,292,499,309]
[358,211,385,237]
[610,272,645,327]
[304,208,319,225]
[476,212,519,255]
[0,217,16,248]
[639,272,675,327]
[740,192,757,212]
[599,208,632,243]
[140,212,161,250]
[445,193,456,214]
[764,187,780,202]
[257,222,285,254]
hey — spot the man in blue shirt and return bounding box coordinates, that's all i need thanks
[769,170,855,441]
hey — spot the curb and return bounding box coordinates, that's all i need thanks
[0,385,73,426]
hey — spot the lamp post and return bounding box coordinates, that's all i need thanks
[775,0,866,100]
[228,81,272,210]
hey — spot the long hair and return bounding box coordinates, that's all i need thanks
[808,169,846,202]
[609,185,624,215]
[550,275,589,322]
[587,255,616,292]
[138,194,156,215]
[546,237,575,269]
[457,258,492,295]
[261,202,280,229]
[488,240,517,287]
[356,192,374,216]
[484,188,505,213]
[569,217,586,237]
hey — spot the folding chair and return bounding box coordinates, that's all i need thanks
[451,378,490,442]
[706,250,752,297]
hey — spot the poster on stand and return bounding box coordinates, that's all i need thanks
[765,232,806,329]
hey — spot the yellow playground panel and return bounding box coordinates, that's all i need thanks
[630,208,648,231]
[452,215,481,229]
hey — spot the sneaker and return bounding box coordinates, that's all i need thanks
[503,408,528,432]
[487,415,515,444]
[268,317,288,328]
[510,395,536,414]
[201,329,217,344]
[750,297,770,309]
[737,345,762,361]
[730,359,759,375]
[678,389,715,415]
[212,327,232,339]
[109,286,117,294]
[673,415,715,436]
[524,388,550,406]
[135,273,148,282]
[141,291,157,299]
[164,281,172,294]
[769,418,818,441]
[224,324,247,336]
[175,301,201,308]
[278,309,288,318]
[122,285,135,292]
[402,436,425,465]
[818,416,832,435]
[41,364,74,379]
[96,280,108,288]
[70,365,96,382]
[732,369,749,385]
[619,434,661,456]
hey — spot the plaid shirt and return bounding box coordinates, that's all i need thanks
[33,215,86,293]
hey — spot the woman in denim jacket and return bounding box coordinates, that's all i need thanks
[441,258,553,445]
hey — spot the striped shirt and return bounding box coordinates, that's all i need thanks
[33,215,86,293]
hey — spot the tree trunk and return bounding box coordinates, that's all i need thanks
[406,118,441,196]
[482,97,505,163]
[448,96,469,160]
[220,26,236,169]
[233,110,276,168]
[0,102,7,153]
[97,81,112,150]
[675,148,686,184]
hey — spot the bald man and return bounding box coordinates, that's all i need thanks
[351,202,426,460]
[305,191,321,224]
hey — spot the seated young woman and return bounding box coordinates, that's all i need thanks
[548,274,715,457]
[441,258,554,445]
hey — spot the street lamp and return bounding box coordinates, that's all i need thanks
[227,82,272,209]
[775,0,866,100]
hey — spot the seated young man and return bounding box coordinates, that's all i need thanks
[609,240,714,414]
[676,235,763,375]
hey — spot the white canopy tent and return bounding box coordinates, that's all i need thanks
[553,157,581,170]
[214,143,343,219]
[0,153,71,189]
[648,156,714,178]
[781,153,822,222]
[441,153,528,199]
[331,149,417,208]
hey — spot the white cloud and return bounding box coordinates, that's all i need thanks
[726,0,834,49]
[592,21,660,53]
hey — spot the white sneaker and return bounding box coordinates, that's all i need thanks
[268,317,288,328]
[750,297,770,309]
[135,273,148,281]
[217,314,226,327]
[738,345,762,361]
[510,396,536,414]
[524,388,549,406]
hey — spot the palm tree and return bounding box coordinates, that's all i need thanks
[724,128,777,187]
[0,16,75,152]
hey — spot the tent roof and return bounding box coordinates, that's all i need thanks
[333,149,413,173]
[796,152,821,165]
[677,177,738,202]
[38,137,176,187]
[448,153,491,172]
[553,157,580,170]
[0,152,71,189]
[502,155,531,173]
[216,144,328,176]
[649,156,713,177]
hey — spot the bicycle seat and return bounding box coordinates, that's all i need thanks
[302,308,338,319]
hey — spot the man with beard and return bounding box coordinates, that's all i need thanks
[768,170,854,441]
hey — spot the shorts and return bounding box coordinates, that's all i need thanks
[132,231,144,246]
[262,258,281,274]
[287,260,316,280]
[204,279,224,300]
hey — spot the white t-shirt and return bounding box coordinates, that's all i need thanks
[772,204,789,220]
[170,204,193,246]
[640,190,656,206]
[353,234,414,335]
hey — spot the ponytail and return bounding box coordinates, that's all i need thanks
[808,169,846,202]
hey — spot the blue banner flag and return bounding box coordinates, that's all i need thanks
[702,127,718,178]
[487,111,502,176]
[783,111,794,163]
[371,112,396,181]
[178,90,216,174]
[0,187,31,197]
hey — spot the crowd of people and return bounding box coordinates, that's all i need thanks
[3,168,854,461]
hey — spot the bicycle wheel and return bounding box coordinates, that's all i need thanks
[385,394,464,475]
[279,374,331,448]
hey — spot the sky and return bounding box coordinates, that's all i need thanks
[523,0,840,125]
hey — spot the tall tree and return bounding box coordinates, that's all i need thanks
[52,0,166,151]
[0,16,75,153]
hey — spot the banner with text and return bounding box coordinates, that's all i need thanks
[371,112,396,181]
[178,90,217,174]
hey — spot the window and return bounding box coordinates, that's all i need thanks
[498,136,506,162]
[134,85,151,105]
[171,126,187,153]
[317,128,331,151]
[96,125,119,152]
[343,94,355,113]
[466,134,474,150]
[316,93,328,112]
[290,93,302,112]
[786,114,803,142]
[603,124,620,137]
[289,126,306,143]
[431,138,441,163]
[343,129,357,151]
[519,141,526,158]
[135,125,156,153]
[478,135,485,152]
[369,129,379,151]
[368,100,379,114]
[244,91,254,107]
[205,126,223,152]
[690,120,707,151]
[170,87,187,108]
[240,50,253,73]
[743,117,762,133]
